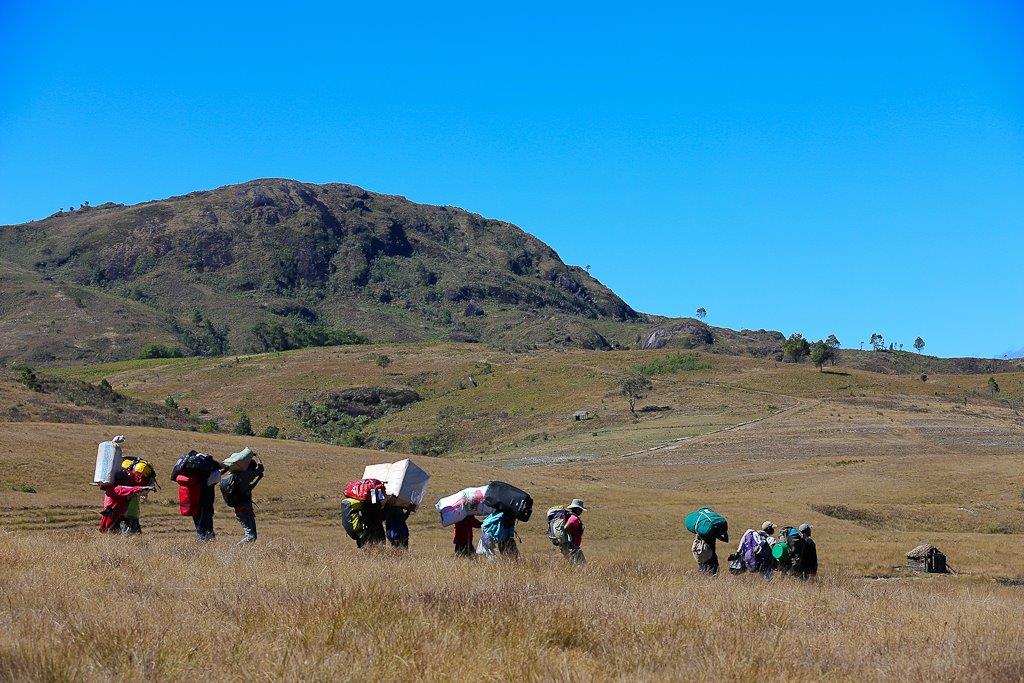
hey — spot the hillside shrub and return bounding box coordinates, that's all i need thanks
[233,412,254,436]
[139,344,184,359]
[259,425,280,439]
[332,427,366,448]
[198,419,218,433]
[293,388,420,444]
[294,401,369,445]
[13,366,42,392]
[249,321,366,353]
[409,428,457,456]
[97,379,124,401]
[175,312,230,357]
[633,353,711,376]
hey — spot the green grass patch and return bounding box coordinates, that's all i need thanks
[44,356,208,382]
[633,353,712,376]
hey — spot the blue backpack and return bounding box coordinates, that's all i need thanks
[482,511,513,542]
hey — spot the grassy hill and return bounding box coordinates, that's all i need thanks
[0,367,196,430]
[0,179,653,364]
[45,344,1024,458]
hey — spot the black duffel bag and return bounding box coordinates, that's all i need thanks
[484,480,533,522]
[170,450,218,482]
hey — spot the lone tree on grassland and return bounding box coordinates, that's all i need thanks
[825,334,840,349]
[870,333,885,351]
[375,354,392,376]
[810,340,837,371]
[621,373,653,417]
[695,307,707,320]
[782,333,811,363]
[988,377,1000,395]
[914,337,925,353]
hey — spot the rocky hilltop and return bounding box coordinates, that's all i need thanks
[0,179,645,363]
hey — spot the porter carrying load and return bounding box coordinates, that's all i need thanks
[362,458,430,509]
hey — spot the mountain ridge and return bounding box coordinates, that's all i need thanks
[1,177,1020,376]
[0,178,650,363]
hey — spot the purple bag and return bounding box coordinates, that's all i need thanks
[741,531,766,570]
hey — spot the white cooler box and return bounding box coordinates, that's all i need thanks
[362,458,430,509]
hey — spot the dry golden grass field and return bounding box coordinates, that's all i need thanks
[2,346,1024,680]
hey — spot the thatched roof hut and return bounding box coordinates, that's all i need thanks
[906,544,949,573]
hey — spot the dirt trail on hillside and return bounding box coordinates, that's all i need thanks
[619,397,821,460]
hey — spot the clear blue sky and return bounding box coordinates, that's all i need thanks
[2,2,1022,358]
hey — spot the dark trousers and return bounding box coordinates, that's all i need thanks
[357,523,386,548]
[497,538,519,558]
[121,517,142,535]
[698,552,719,575]
[235,506,257,541]
[192,484,216,541]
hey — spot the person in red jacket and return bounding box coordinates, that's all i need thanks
[562,499,587,564]
[99,482,155,533]
[453,515,482,556]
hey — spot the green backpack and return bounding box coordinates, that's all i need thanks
[684,507,728,540]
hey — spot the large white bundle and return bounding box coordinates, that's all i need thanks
[362,462,392,483]
[435,486,494,527]
[362,458,430,509]
[93,438,122,484]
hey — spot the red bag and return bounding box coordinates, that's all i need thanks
[343,478,386,503]
[175,474,201,516]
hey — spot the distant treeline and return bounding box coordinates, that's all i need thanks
[140,313,366,360]
[249,321,366,353]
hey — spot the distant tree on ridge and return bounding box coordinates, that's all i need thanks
[783,333,811,363]
[810,340,837,371]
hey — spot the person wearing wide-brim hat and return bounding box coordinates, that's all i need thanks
[562,499,587,564]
